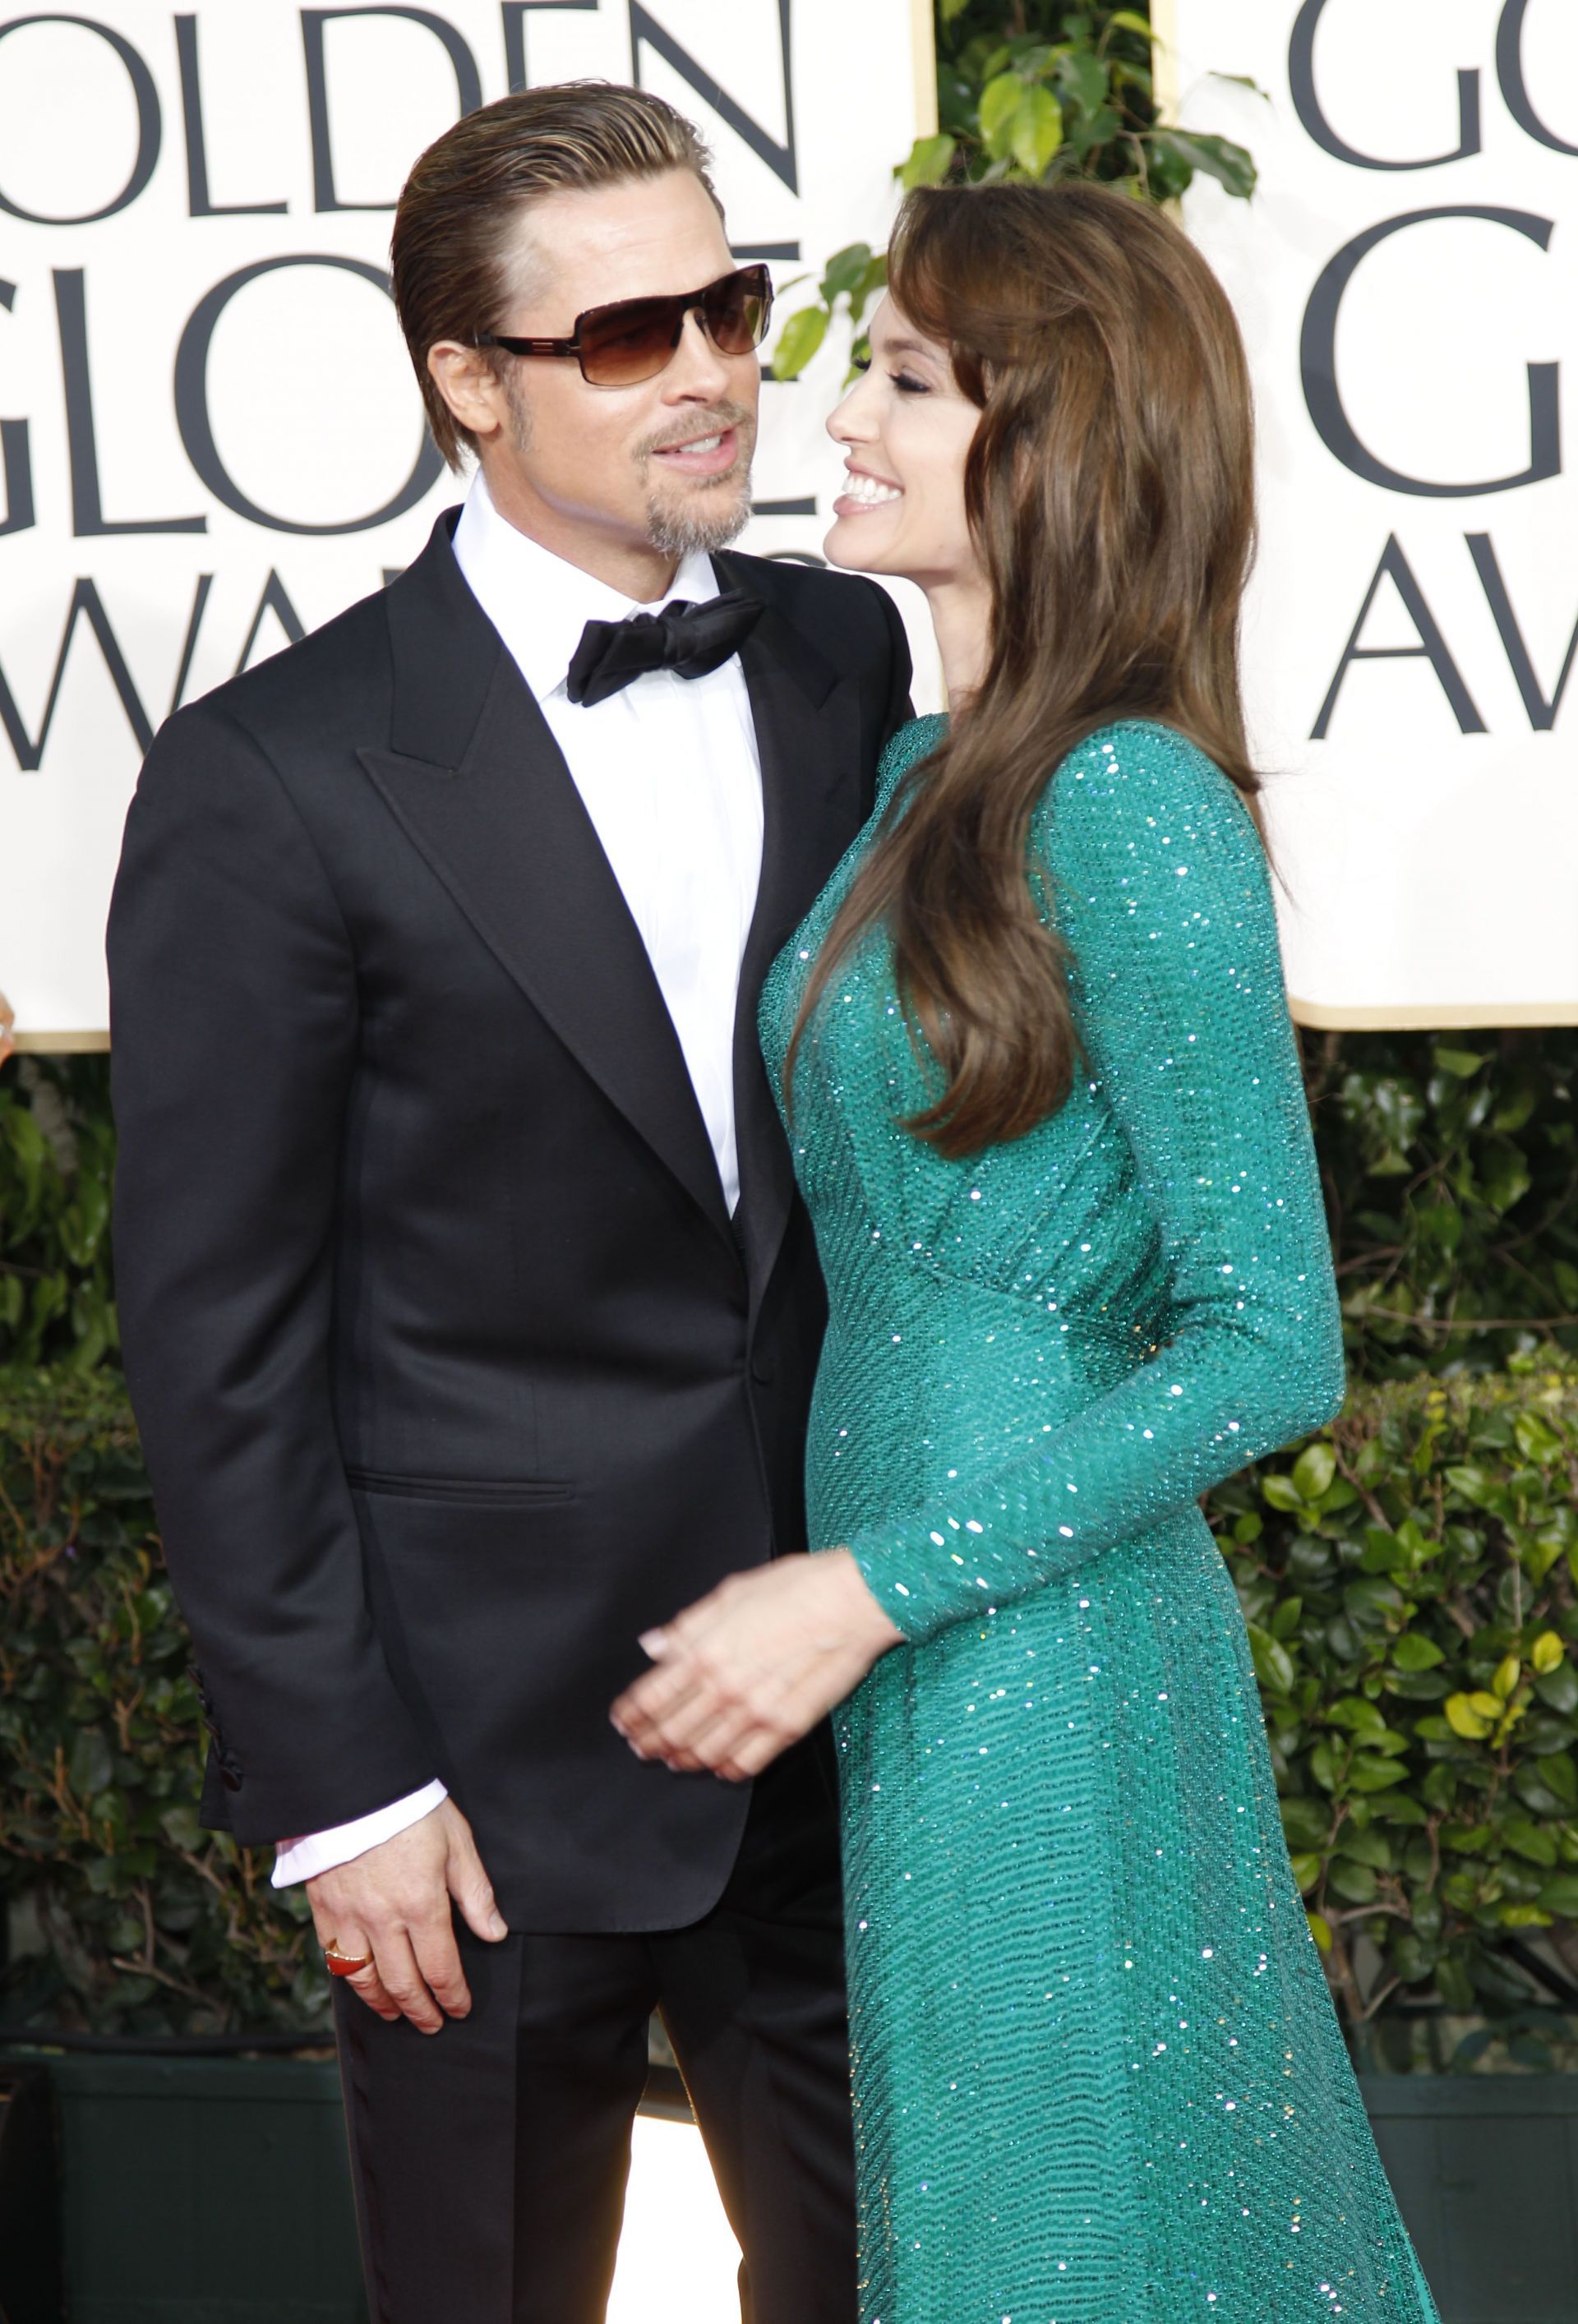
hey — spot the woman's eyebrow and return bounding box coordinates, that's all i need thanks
[875,335,937,363]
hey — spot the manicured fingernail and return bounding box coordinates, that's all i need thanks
[639,1629,666,1657]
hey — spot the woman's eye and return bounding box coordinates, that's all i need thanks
[892,371,930,395]
[851,356,871,374]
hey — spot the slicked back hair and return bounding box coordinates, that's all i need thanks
[391,81,723,469]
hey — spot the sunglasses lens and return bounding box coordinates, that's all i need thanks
[705,269,773,355]
[579,300,678,387]
[576,270,773,384]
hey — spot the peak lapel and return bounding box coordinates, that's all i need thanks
[720,561,868,1304]
[360,524,736,1255]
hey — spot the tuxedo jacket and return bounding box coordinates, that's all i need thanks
[108,513,912,1929]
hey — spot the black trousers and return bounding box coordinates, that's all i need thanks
[334,1737,857,2323]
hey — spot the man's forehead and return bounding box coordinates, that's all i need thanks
[510,176,732,317]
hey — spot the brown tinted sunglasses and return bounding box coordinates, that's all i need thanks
[477,264,773,389]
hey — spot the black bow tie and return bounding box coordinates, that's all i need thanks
[565,590,763,708]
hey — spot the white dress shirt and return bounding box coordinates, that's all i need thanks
[272,472,764,1886]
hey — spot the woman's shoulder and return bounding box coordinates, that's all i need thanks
[1037,717,1261,873]
[876,711,948,795]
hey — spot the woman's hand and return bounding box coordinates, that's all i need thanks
[610,1550,903,1782]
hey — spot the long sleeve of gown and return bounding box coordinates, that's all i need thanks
[845,721,1345,1646]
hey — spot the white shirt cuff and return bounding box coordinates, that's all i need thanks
[270,1779,450,1887]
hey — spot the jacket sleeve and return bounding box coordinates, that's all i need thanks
[108,699,436,1842]
[845,721,1345,1645]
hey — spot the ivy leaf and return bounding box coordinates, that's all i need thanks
[1280,1796,1331,1850]
[1289,1851,1322,1893]
[768,306,828,381]
[1271,1595,1303,1640]
[1339,1827,1393,1870]
[1292,1443,1336,1502]
[979,70,1027,161]
[1307,1910,1333,1954]
[1433,1046,1485,1080]
[896,134,957,191]
[1107,11,1156,37]
[1531,1630,1565,1676]
[1536,1874,1578,1919]
[1247,1622,1295,1697]
[1444,1693,1494,1741]
[1350,1755,1410,1791]
[1207,71,1273,104]
[1393,1634,1445,1672]
[1056,48,1109,118]
[1502,1818,1559,1869]
[1492,1653,1522,1701]
[1514,1410,1562,1464]
[819,242,874,304]
[1479,1141,1532,1215]
[1147,128,1257,201]
[939,0,971,21]
[1327,1695,1387,1735]
[69,1726,113,1798]
[1328,1858,1377,1904]
[1010,85,1064,177]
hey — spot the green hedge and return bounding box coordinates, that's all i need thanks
[8,1035,1578,1383]
[1213,1352,1578,2071]
[0,1368,326,2037]
[5,1361,1578,2059]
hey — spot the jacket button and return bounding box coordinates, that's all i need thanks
[750,1349,777,1385]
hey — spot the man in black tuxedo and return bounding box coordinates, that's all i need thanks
[108,85,910,2324]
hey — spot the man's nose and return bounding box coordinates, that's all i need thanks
[667,306,732,399]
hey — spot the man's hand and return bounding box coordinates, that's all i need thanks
[306,1798,508,2032]
[609,1550,902,1782]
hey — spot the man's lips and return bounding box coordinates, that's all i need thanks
[650,427,741,477]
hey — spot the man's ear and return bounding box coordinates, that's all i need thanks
[427,342,509,447]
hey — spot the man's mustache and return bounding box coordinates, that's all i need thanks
[638,403,755,462]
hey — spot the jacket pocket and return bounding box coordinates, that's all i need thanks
[345,1469,573,1508]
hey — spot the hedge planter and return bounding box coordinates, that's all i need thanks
[6,2043,1576,2323]
[7,2049,366,2324]
[1360,2074,1578,2324]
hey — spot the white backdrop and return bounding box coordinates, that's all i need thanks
[1160,0,1578,1027]
[0,0,933,1044]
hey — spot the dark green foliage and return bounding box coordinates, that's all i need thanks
[0,1368,329,2036]
[0,1055,116,1372]
[927,1,1254,202]
[1305,1029,1578,1381]
[1215,1353,1578,2070]
[5,1354,1578,2052]
[7,1035,1575,1385]
[771,2,1257,381]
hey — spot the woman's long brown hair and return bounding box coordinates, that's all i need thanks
[789,180,1261,1160]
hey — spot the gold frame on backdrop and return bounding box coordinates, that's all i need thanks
[911,0,939,136]
[1149,0,1179,122]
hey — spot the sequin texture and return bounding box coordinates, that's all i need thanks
[760,717,1440,2322]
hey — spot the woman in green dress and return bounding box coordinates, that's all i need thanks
[613,182,1440,2322]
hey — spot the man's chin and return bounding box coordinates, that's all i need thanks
[646,469,753,558]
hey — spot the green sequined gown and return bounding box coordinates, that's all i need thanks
[760,717,1439,2323]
